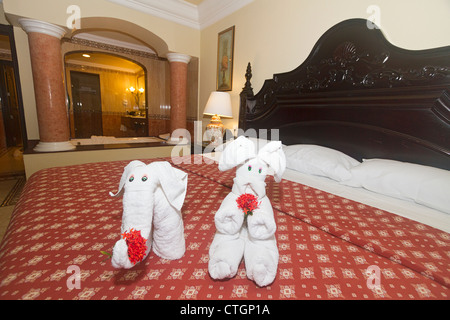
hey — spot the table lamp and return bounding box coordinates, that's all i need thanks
[203,91,233,145]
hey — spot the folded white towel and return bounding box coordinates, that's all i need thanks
[110,161,155,269]
[214,191,245,235]
[209,187,246,280]
[152,187,186,260]
[111,237,152,269]
[232,177,276,240]
[208,231,245,280]
[244,231,279,287]
[233,165,278,287]
[151,162,188,260]
[110,160,187,268]
[209,136,286,286]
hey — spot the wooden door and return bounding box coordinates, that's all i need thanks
[0,62,22,147]
[70,71,103,138]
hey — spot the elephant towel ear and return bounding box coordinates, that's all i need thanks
[257,141,286,182]
[109,160,146,197]
[150,161,188,211]
[218,136,256,171]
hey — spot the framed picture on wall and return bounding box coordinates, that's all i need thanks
[216,26,235,91]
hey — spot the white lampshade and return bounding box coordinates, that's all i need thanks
[203,91,233,118]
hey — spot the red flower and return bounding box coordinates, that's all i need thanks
[236,193,260,216]
[121,228,148,264]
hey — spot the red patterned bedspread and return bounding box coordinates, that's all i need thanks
[0,155,448,300]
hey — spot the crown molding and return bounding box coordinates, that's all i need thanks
[73,33,156,54]
[107,0,200,29]
[19,18,67,38]
[198,0,253,29]
[107,0,254,30]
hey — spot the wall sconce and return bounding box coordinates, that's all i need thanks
[127,86,144,107]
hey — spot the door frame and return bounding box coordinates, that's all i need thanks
[0,24,27,150]
[0,60,22,147]
[64,50,149,138]
[69,70,103,138]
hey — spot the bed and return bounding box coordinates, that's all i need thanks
[0,19,449,302]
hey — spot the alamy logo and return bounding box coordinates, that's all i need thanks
[66,5,81,30]
[66,265,81,289]
[366,5,381,30]
[366,265,381,290]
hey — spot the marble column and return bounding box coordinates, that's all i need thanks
[166,53,191,141]
[19,18,75,152]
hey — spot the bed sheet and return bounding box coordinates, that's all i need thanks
[204,152,450,233]
[0,156,448,300]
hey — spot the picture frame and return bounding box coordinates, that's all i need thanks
[216,26,235,91]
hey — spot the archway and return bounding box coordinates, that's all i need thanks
[67,16,169,57]
[16,16,196,150]
[64,51,148,138]
[61,17,175,140]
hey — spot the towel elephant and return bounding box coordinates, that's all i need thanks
[110,160,188,269]
[209,136,286,287]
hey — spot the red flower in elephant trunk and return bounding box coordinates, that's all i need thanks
[236,193,260,216]
[121,228,148,264]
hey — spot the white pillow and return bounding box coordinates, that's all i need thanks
[342,159,450,214]
[283,144,360,181]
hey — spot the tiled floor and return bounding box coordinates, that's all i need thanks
[0,147,25,175]
[0,178,18,200]
[0,146,25,242]
[0,206,14,242]
[0,178,18,242]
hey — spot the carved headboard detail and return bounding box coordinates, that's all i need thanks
[239,19,450,170]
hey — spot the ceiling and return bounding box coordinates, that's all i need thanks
[65,52,144,74]
[67,0,254,69]
[183,0,205,5]
[106,0,254,30]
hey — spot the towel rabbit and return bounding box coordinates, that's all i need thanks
[209,136,286,287]
[110,160,188,269]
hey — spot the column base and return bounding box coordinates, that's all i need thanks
[33,141,76,152]
[167,137,190,145]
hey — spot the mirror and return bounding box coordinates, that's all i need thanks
[64,51,147,139]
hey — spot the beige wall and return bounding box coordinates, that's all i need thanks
[12,25,38,140]
[199,0,450,132]
[2,0,450,141]
[2,0,201,140]
[2,0,200,57]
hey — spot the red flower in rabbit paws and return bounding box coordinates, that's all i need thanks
[236,193,260,217]
[121,228,148,264]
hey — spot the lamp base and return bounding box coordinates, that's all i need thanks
[206,115,225,132]
[205,127,223,147]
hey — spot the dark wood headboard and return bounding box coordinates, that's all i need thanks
[239,19,450,170]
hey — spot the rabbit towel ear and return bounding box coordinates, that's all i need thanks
[150,161,188,211]
[218,136,256,171]
[110,160,146,197]
[258,141,286,182]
